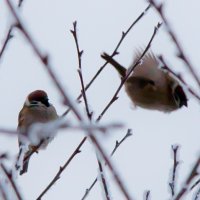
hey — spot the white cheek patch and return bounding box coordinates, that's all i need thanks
[25,98,30,106]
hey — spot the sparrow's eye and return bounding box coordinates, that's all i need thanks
[30,101,39,105]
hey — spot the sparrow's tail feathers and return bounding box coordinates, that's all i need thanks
[15,148,32,175]
[20,153,31,175]
[101,53,126,77]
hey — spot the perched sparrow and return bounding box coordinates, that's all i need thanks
[16,90,58,175]
[101,51,187,112]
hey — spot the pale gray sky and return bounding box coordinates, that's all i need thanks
[0,0,200,199]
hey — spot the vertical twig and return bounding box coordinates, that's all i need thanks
[1,163,23,200]
[174,156,200,200]
[89,134,133,200]
[81,129,132,200]
[97,158,111,200]
[169,145,180,197]
[71,21,92,120]
[144,190,150,200]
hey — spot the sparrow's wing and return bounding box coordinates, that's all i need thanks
[131,50,161,77]
[126,76,155,89]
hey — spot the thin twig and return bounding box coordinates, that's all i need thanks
[191,179,200,191]
[96,22,162,122]
[174,156,200,200]
[0,0,25,61]
[111,129,132,156]
[169,145,180,197]
[149,0,200,89]
[97,157,111,200]
[61,4,151,117]
[144,190,150,200]
[194,187,200,200]
[71,21,92,120]
[18,0,24,7]
[159,55,200,102]
[81,129,132,200]
[89,134,133,200]
[0,128,18,135]
[0,28,13,60]
[36,137,87,200]
[0,153,8,160]
[1,163,23,200]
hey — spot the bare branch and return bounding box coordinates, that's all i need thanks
[36,137,87,200]
[71,21,92,120]
[191,179,200,191]
[1,163,23,200]
[159,55,200,102]
[62,4,151,117]
[0,128,18,135]
[144,190,150,200]
[89,134,133,200]
[81,129,133,200]
[111,129,132,157]
[194,187,200,200]
[174,156,200,200]
[169,145,180,197]
[96,22,162,122]
[97,157,111,200]
[0,0,25,62]
[0,28,14,60]
[18,0,24,7]
[149,0,200,89]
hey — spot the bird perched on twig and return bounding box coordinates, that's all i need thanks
[16,90,58,175]
[101,51,187,112]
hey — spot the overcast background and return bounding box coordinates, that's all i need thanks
[0,0,200,199]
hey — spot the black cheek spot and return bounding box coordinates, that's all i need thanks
[175,86,188,107]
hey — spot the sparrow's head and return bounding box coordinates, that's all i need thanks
[173,85,188,108]
[26,90,50,107]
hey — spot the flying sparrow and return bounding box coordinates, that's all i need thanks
[101,51,187,112]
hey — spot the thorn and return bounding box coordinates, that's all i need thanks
[77,150,81,154]
[70,30,75,34]
[80,50,84,56]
